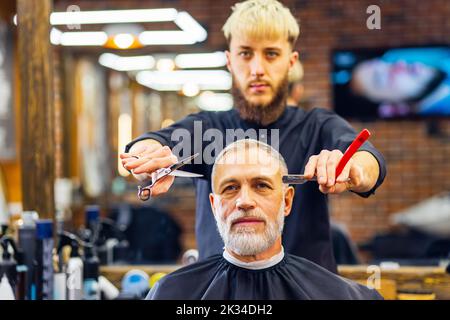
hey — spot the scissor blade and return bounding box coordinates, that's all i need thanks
[169,170,203,178]
[282,175,317,184]
[169,153,200,172]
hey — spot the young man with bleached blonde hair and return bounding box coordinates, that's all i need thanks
[122,0,386,274]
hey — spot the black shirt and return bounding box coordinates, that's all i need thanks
[126,107,387,273]
[146,253,383,300]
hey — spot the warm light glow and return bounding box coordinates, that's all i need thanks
[113,33,135,49]
[182,83,200,97]
[99,53,155,71]
[50,8,178,25]
[175,51,227,69]
[156,58,175,72]
[118,113,132,177]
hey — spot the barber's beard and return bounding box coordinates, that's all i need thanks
[232,75,289,126]
[215,203,285,256]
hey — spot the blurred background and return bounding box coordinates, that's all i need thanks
[0,0,450,300]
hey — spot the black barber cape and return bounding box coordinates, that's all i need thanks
[127,107,387,273]
[147,253,383,300]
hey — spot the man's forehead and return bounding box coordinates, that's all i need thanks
[230,33,289,50]
[215,148,283,178]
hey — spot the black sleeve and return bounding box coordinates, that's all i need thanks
[124,111,212,176]
[317,109,387,198]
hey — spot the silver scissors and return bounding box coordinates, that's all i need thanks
[137,153,203,201]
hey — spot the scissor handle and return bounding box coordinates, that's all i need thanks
[138,185,152,201]
[137,167,172,201]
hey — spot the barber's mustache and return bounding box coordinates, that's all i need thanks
[247,80,272,88]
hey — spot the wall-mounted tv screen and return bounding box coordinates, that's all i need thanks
[332,45,450,120]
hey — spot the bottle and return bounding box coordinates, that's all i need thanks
[0,236,27,300]
[53,242,66,300]
[64,233,83,300]
[35,220,54,300]
[0,274,15,300]
[14,250,27,300]
[83,244,100,300]
[0,236,17,295]
[18,211,38,300]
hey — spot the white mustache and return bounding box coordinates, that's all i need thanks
[226,209,268,230]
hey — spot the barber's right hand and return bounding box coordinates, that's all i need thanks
[120,144,178,196]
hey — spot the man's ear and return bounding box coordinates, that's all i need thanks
[283,186,295,217]
[209,193,217,216]
[225,50,232,72]
[289,51,299,69]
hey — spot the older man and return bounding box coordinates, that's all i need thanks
[147,139,382,300]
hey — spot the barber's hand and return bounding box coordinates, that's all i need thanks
[120,144,178,196]
[303,150,364,194]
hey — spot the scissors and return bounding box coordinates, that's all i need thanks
[283,129,371,184]
[137,153,203,201]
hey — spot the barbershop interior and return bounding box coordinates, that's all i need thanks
[0,0,449,301]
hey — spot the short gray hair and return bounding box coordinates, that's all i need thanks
[211,138,288,193]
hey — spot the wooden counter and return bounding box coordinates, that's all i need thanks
[100,264,450,300]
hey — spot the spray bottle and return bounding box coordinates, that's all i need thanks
[57,232,83,300]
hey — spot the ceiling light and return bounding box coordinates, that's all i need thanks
[50,8,178,25]
[196,92,233,111]
[99,53,155,71]
[175,51,227,69]
[139,31,197,45]
[60,31,108,46]
[50,28,63,45]
[174,12,207,42]
[113,33,135,49]
[136,70,232,91]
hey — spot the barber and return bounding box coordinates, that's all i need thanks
[121,0,386,273]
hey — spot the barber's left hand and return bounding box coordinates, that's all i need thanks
[303,149,364,194]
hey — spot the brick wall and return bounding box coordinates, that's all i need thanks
[55,0,450,256]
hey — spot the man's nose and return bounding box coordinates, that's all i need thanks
[236,187,256,211]
[250,54,265,78]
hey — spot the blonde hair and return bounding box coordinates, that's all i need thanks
[222,0,300,48]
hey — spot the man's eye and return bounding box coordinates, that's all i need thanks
[266,51,279,58]
[239,51,251,58]
[256,183,270,190]
[223,185,239,192]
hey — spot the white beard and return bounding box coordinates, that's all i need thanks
[215,202,285,256]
